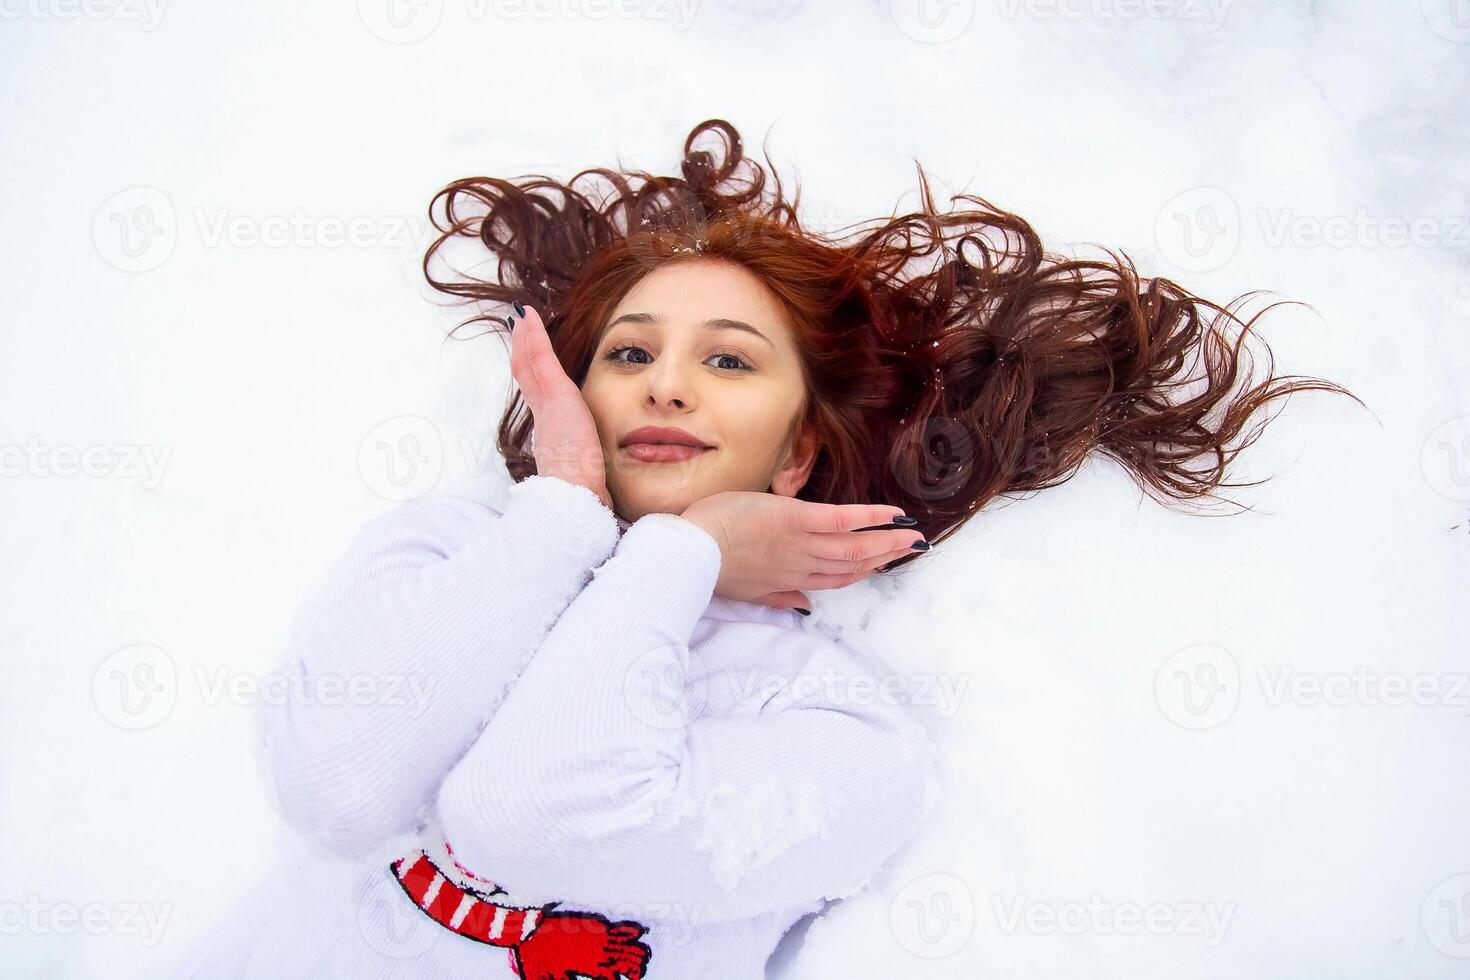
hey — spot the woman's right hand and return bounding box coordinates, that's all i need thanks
[679,492,927,611]
[508,303,613,511]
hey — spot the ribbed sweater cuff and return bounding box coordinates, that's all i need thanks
[503,475,621,558]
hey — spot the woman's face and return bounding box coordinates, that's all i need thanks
[580,258,818,522]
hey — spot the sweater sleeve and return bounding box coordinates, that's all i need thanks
[434,512,937,923]
[260,475,621,862]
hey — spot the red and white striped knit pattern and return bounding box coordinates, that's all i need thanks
[391,850,543,947]
[388,845,654,980]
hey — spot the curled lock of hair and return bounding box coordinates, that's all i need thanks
[421,119,1366,570]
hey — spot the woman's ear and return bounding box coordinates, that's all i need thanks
[770,422,819,498]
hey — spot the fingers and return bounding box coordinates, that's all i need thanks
[748,589,811,611]
[510,305,570,411]
[802,543,922,589]
[803,566,902,592]
[519,307,555,405]
[806,527,925,568]
[795,499,909,534]
[861,543,922,574]
[508,305,540,409]
[522,306,582,404]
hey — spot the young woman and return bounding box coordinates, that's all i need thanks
[173,119,1360,979]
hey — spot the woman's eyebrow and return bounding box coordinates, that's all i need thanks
[604,312,774,348]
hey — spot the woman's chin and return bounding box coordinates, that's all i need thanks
[609,486,697,521]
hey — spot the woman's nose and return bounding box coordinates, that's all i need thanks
[645,364,695,409]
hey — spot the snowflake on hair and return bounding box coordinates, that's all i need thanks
[671,237,708,255]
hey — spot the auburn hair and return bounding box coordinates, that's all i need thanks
[421,118,1364,571]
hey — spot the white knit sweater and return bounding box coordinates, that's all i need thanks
[171,473,938,979]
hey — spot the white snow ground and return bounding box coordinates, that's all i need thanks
[0,2,1466,978]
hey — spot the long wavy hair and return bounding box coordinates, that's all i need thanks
[421,118,1364,571]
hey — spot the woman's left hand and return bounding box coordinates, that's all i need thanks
[679,491,925,612]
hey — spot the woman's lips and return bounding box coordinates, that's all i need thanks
[622,443,713,463]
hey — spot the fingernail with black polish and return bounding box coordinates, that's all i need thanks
[795,607,811,616]
[513,300,526,317]
[910,540,930,551]
[507,315,516,331]
[892,515,918,526]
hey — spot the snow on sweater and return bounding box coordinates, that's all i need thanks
[170,473,938,980]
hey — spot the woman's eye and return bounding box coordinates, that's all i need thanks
[603,345,751,372]
[709,352,751,371]
[605,344,653,365]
